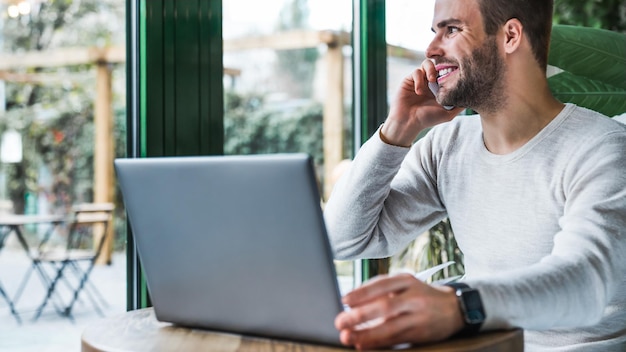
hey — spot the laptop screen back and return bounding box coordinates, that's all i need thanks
[114,154,343,346]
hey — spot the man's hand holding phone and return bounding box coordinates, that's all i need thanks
[380,60,462,147]
[427,81,455,111]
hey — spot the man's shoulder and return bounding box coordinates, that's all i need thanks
[566,104,626,135]
[419,115,482,155]
[558,105,626,165]
[612,112,626,125]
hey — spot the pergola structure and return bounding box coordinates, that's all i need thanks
[0,46,123,264]
[0,30,424,263]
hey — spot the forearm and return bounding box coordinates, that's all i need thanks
[324,132,409,259]
[467,251,622,331]
[324,127,448,260]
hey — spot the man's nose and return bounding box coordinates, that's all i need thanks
[426,37,443,59]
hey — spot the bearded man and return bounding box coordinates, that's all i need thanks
[324,0,626,350]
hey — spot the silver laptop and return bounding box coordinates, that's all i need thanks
[114,154,343,346]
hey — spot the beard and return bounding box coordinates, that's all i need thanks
[440,36,507,114]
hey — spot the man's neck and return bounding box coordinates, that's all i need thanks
[477,75,565,155]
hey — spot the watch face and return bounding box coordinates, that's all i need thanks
[466,309,485,324]
[462,289,485,325]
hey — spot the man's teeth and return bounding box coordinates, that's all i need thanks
[438,67,455,77]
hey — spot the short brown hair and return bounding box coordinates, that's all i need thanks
[478,0,553,70]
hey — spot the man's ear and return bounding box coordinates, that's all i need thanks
[502,18,523,54]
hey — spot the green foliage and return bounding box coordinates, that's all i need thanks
[422,219,465,281]
[554,0,626,32]
[2,0,122,51]
[224,91,324,167]
[29,107,93,210]
[0,103,92,214]
[1,0,126,248]
[392,219,465,281]
[548,25,626,116]
[274,0,319,98]
[0,96,126,214]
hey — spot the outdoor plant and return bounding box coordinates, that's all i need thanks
[391,219,465,282]
[224,90,324,166]
[547,25,626,117]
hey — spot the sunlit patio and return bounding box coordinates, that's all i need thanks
[0,245,126,352]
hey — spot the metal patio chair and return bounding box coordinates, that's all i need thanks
[19,203,114,320]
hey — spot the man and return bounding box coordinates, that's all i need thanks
[324,0,626,350]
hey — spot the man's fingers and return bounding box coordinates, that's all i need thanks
[411,60,440,97]
[336,276,423,330]
[335,298,390,331]
[421,59,438,82]
[340,313,428,350]
[335,292,405,330]
[410,68,432,96]
[342,273,416,306]
[335,279,463,349]
[340,310,453,350]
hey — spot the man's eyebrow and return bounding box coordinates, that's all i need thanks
[431,18,463,33]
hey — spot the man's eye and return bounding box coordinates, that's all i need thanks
[447,26,460,34]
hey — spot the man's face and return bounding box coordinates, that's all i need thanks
[443,36,506,112]
[428,0,506,112]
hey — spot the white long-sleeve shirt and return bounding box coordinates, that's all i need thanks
[324,104,626,351]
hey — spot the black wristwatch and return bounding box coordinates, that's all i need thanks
[446,282,485,335]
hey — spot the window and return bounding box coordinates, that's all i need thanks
[0,1,127,350]
[223,0,355,294]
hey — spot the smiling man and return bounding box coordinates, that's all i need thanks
[324,0,626,351]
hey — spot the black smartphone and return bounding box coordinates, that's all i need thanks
[428,81,454,111]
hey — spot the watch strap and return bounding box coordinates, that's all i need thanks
[446,282,485,336]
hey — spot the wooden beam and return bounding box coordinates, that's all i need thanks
[224,30,350,52]
[0,68,239,84]
[0,32,419,72]
[223,67,241,77]
[0,30,357,71]
[0,68,240,83]
[0,70,91,84]
[322,44,345,202]
[93,63,115,265]
[0,46,125,70]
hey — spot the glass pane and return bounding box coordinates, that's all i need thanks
[0,1,127,350]
[386,0,434,276]
[223,0,355,294]
[386,1,465,282]
[386,0,434,103]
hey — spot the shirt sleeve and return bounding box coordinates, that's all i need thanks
[324,126,448,260]
[465,131,626,332]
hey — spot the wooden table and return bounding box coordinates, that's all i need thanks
[0,214,66,252]
[81,308,523,352]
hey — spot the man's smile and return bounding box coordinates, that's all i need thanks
[435,65,458,83]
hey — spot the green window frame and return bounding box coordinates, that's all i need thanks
[126,0,388,309]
